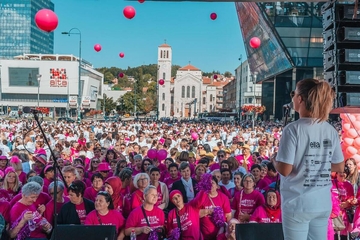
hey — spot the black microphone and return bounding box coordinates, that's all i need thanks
[23,107,41,114]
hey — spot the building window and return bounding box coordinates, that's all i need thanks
[203,97,206,104]
[187,86,190,98]
[171,96,174,104]
[182,86,185,98]
[192,86,195,98]
[162,93,165,101]
[249,97,253,103]
[167,51,169,58]
[162,104,165,111]
[210,105,212,111]
[210,94,213,102]
[163,72,165,80]
[160,50,163,58]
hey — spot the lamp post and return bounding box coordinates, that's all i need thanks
[156,65,160,121]
[37,74,42,107]
[238,54,243,121]
[66,77,70,117]
[252,71,258,129]
[62,28,82,122]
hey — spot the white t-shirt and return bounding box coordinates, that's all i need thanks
[277,118,343,213]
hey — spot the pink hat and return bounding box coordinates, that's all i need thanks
[34,154,47,165]
[10,156,21,164]
[5,167,15,176]
[75,164,85,171]
[35,148,47,156]
[169,190,182,202]
[97,162,111,172]
[44,164,54,173]
[0,156,8,161]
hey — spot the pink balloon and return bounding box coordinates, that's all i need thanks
[119,72,124,78]
[147,149,157,159]
[94,44,102,52]
[119,52,125,58]
[347,128,358,139]
[191,132,198,140]
[354,137,360,148]
[156,149,167,161]
[158,79,165,85]
[138,0,145,3]
[213,74,218,79]
[352,154,360,163]
[210,13,217,20]
[34,9,58,32]
[343,123,351,131]
[354,121,360,130]
[249,37,261,49]
[123,6,136,19]
[343,137,354,147]
[347,146,358,156]
[341,113,356,123]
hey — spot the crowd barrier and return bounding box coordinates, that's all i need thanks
[51,225,117,240]
[236,223,284,240]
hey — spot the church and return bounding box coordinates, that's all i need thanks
[157,43,230,118]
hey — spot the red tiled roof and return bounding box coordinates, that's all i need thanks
[159,43,171,48]
[179,64,200,71]
[202,77,211,84]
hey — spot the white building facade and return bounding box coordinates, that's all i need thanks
[157,43,223,118]
[0,54,103,116]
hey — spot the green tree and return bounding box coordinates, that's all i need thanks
[224,71,232,78]
[100,94,117,115]
[118,92,145,114]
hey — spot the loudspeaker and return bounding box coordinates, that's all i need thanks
[235,223,284,240]
[51,225,117,240]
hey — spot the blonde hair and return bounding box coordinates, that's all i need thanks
[61,165,80,180]
[346,158,359,185]
[4,171,21,192]
[297,79,335,123]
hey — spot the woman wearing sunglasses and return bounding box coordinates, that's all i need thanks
[272,78,344,240]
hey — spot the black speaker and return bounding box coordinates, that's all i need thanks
[51,225,117,240]
[235,223,284,240]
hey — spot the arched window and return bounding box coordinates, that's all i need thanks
[162,104,165,111]
[210,94,213,102]
[192,86,195,98]
[160,50,163,58]
[162,93,165,101]
[187,86,190,98]
[182,86,185,98]
[167,51,169,58]
[203,97,206,104]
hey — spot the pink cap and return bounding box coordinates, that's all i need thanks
[0,156,8,161]
[97,162,111,172]
[5,167,15,176]
[169,190,182,202]
[10,156,21,164]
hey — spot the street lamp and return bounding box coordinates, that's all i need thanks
[252,71,258,129]
[62,28,82,122]
[37,74,42,107]
[66,77,70,117]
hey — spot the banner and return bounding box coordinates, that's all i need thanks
[82,96,91,109]
[69,96,77,109]
[50,68,68,87]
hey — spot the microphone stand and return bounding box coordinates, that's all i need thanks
[31,112,67,239]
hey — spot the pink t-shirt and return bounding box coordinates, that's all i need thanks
[167,197,205,240]
[43,177,53,194]
[10,191,51,208]
[0,189,11,202]
[131,189,144,210]
[132,167,141,176]
[44,197,70,225]
[0,201,10,223]
[10,202,48,239]
[164,176,181,190]
[84,187,101,202]
[18,172,27,185]
[125,206,165,240]
[85,209,125,233]
[199,191,231,239]
[249,205,282,223]
[75,202,87,225]
[209,163,220,172]
[231,190,265,220]
[235,155,253,171]
[256,175,278,192]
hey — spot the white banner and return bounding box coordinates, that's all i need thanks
[69,96,77,108]
[82,96,91,109]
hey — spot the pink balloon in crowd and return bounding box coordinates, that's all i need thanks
[119,52,125,58]
[94,44,102,52]
[213,74,218,79]
[156,149,167,161]
[147,149,157,159]
[34,9,58,32]
[123,6,136,19]
[210,12,217,20]
[191,132,198,140]
[158,79,165,85]
[119,72,124,78]
[138,0,145,3]
[249,37,261,49]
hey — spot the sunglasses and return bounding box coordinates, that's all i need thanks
[218,155,224,158]
[290,91,295,98]
[92,161,100,164]
[49,190,61,195]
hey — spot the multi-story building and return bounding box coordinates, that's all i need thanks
[0,0,54,59]
[156,43,230,118]
[0,54,103,117]
[236,2,323,120]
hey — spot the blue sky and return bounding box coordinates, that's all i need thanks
[52,0,246,73]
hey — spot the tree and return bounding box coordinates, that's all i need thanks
[224,71,232,78]
[118,92,145,114]
[100,94,117,115]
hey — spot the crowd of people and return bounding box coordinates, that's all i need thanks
[0,78,355,240]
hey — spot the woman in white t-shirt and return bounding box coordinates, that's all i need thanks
[271,78,344,240]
